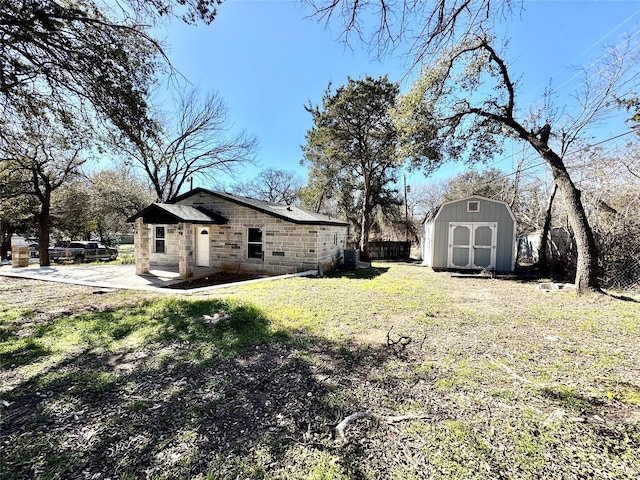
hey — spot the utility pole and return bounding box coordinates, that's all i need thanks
[404,175,409,241]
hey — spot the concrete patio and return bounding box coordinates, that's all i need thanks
[0,262,316,293]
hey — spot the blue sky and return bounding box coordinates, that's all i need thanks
[160,0,640,188]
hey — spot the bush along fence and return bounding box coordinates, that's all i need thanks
[518,222,640,293]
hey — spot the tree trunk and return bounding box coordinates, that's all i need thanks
[360,169,372,259]
[0,222,14,260]
[530,144,600,293]
[37,194,52,266]
[360,197,371,259]
[537,183,557,276]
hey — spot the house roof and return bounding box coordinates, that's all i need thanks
[126,203,229,225]
[169,188,350,226]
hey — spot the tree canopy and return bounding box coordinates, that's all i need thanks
[1,0,224,127]
[302,75,438,255]
[0,0,165,145]
[51,168,155,244]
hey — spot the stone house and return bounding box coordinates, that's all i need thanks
[127,188,350,279]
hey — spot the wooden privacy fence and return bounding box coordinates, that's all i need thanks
[367,241,412,260]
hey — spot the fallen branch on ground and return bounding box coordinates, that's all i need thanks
[387,326,412,353]
[334,411,431,445]
[485,353,533,384]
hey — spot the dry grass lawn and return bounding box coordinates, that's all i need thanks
[1,262,639,479]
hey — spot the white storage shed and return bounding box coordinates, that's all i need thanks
[421,195,517,272]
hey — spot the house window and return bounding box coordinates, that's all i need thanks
[155,226,165,253]
[248,227,263,259]
[333,233,338,246]
[467,201,480,213]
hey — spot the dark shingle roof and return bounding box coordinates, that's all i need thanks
[170,188,350,226]
[127,203,229,224]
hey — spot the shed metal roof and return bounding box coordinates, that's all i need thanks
[423,195,516,225]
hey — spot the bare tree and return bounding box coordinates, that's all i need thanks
[307,0,518,59]
[116,88,258,202]
[401,36,640,292]
[537,183,558,275]
[231,168,303,205]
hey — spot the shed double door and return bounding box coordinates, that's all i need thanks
[448,222,497,270]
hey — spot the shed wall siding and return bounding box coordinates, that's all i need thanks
[421,222,435,267]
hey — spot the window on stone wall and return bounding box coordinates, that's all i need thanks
[248,228,263,259]
[155,226,165,253]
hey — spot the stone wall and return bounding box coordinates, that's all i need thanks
[178,222,194,278]
[176,193,348,274]
[148,224,181,266]
[314,225,348,271]
[134,219,150,275]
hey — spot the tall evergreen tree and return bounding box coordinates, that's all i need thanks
[302,76,438,256]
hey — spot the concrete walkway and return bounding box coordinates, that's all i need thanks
[0,262,317,293]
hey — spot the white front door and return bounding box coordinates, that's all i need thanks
[448,222,497,269]
[196,227,210,267]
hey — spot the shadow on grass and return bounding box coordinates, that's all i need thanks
[0,297,399,479]
[324,266,390,280]
[538,385,608,413]
[0,339,51,368]
[608,293,640,303]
